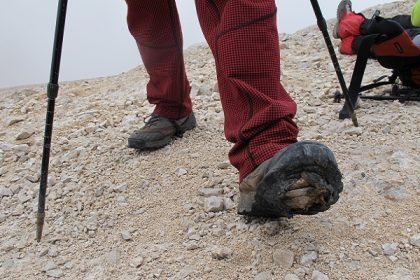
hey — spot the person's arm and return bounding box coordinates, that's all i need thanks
[412,1,420,27]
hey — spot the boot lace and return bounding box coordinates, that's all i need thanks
[143,114,163,128]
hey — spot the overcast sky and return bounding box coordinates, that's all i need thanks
[0,0,398,89]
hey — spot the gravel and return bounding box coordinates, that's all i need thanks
[0,1,418,279]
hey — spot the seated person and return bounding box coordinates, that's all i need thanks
[334,0,420,55]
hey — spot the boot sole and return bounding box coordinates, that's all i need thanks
[238,141,343,218]
[336,0,352,22]
[128,135,174,150]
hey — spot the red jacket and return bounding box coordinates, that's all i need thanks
[339,12,365,55]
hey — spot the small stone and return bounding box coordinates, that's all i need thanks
[217,162,230,169]
[7,117,25,126]
[409,234,420,247]
[14,144,30,153]
[210,246,232,260]
[18,192,31,203]
[130,256,144,268]
[48,245,59,257]
[16,238,28,249]
[63,261,74,269]
[382,187,410,201]
[223,198,236,210]
[285,274,300,280]
[42,261,58,272]
[0,186,13,197]
[312,270,329,280]
[80,264,87,273]
[385,268,416,280]
[343,127,363,136]
[39,248,49,257]
[86,215,98,231]
[198,84,212,96]
[273,249,295,269]
[0,213,6,223]
[45,268,64,278]
[255,271,273,280]
[95,187,104,197]
[107,249,121,265]
[2,239,16,252]
[204,196,224,212]
[175,168,188,176]
[261,221,280,236]
[368,248,379,257]
[26,173,40,183]
[303,106,316,114]
[385,275,416,280]
[121,230,132,241]
[294,268,306,278]
[189,234,200,241]
[213,82,219,93]
[199,188,223,197]
[117,195,127,204]
[391,151,415,169]
[15,130,34,140]
[382,243,398,255]
[112,183,128,193]
[388,255,398,262]
[184,241,200,250]
[300,251,318,267]
[9,184,21,194]
[174,265,194,279]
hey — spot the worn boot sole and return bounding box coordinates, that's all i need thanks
[238,141,343,218]
[336,0,352,22]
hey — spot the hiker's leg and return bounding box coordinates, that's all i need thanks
[350,35,372,55]
[125,0,192,119]
[195,0,298,181]
[360,15,414,35]
[339,12,366,37]
[406,28,420,41]
[391,15,414,30]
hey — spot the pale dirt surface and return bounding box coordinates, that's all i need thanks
[0,1,419,279]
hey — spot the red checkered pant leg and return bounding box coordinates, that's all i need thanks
[126,0,192,119]
[195,0,299,181]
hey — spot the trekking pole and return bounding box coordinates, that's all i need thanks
[310,0,359,127]
[36,0,68,242]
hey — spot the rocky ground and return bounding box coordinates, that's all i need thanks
[0,1,419,279]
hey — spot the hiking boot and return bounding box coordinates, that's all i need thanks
[333,0,353,39]
[128,113,197,150]
[337,0,352,22]
[238,141,343,218]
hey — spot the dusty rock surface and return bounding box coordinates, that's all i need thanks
[0,1,418,279]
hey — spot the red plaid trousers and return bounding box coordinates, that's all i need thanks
[126,0,298,181]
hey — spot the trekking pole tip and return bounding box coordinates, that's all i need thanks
[36,212,45,242]
[350,113,359,127]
